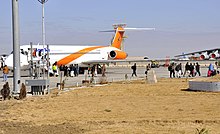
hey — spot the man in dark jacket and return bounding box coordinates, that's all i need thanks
[168,62,175,78]
[195,62,201,76]
[131,63,137,77]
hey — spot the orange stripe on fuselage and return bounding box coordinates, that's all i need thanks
[57,46,104,66]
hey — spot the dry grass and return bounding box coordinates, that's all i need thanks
[191,75,220,82]
[0,78,220,134]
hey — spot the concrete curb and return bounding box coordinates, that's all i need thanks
[189,80,220,92]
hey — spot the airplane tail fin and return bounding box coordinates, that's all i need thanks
[100,24,155,50]
[111,24,126,50]
[100,24,126,50]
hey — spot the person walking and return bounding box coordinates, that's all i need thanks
[183,62,190,77]
[168,62,175,78]
[175,63,182,78]
[59,64,64,77]
[208,63,214,77]
[195,62,201,76]
[214,61,219,74]
[189,63,194,77]
[52,63,58,77]
[101,64,106,77]
[3,65,9,82]
[145,63,151,76]
[131,63,137,77]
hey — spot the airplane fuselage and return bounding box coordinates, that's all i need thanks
[5,44,127,69]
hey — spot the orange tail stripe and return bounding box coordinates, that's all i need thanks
[57,46,104,66]
[111,27,124,49]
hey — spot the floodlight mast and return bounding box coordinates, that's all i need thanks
[12,0,21,94]
[38,0,48,79]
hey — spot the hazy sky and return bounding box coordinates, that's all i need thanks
[1,0,220,58]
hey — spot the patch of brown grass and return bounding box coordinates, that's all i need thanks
[0,78,220,133]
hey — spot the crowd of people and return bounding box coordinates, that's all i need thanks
[59,64,79,77]
[168,61,219,78]
[49,63,79,77]
[2,61,220,82]
[168,62,200,78]
[207,62,219,77]
[48,62,105,78]
[41,61,220,79]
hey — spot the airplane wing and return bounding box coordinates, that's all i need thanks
[175,48,220,60]
[175,48,220,57]
[82,59,151,65]
[82,57,176,65]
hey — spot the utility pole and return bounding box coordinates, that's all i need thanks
[38,0,48,79]
[38,0,49,94]
[12,0,21,94]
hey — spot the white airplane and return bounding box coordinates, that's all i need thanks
[176,52,189,61]
[5,24,155,72]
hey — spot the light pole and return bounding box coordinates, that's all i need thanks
[12,0,21,94]
[38,0,48,79]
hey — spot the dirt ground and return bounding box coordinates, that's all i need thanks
[0,78,220,134]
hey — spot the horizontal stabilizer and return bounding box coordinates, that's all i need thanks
[99,28,155,32]
[124,28,155,31]
[99,30,116,32]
